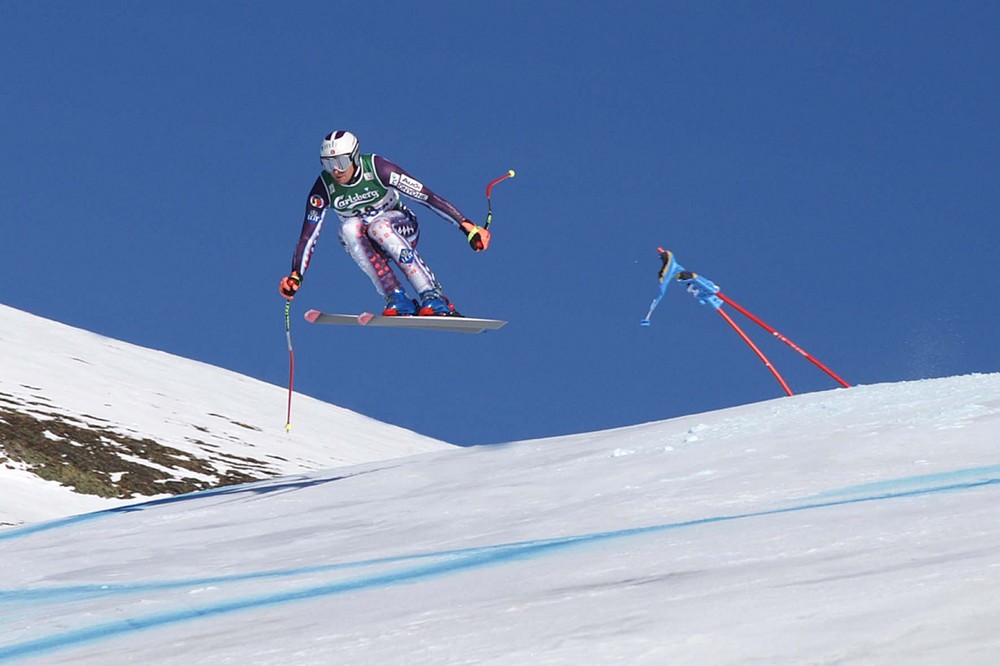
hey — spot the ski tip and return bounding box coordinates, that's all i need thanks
[304,309,321,323]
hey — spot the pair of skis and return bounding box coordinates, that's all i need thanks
[304,310,506,334]
[643,248,850,396]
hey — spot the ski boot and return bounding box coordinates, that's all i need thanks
[382,288,418,316]
[418,289,458,316]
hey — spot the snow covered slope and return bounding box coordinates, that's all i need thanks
[1,372,999,664]
[0,304,451,526]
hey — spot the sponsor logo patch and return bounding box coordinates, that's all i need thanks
[333,189,382,210]
[389,173,428,200]
[398,248,414,264]
[309,195,324,208]
[398,174,423,192]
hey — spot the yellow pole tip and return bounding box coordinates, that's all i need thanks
[508,169,516,178]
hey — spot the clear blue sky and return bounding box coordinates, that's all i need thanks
[3,1,998,445]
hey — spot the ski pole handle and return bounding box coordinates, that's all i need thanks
[484,169,515,230]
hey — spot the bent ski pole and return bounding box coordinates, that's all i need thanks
[284,300,295,431]
[484,169,516,230]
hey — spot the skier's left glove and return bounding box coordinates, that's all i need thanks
[460,219,490,251]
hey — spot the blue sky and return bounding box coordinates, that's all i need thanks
[3,1,998,445]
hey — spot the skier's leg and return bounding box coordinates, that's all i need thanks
[366,210,440,295]
[337,216,402,297]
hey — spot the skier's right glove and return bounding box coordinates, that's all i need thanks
[460,219,491,252]
[279,272,302,299]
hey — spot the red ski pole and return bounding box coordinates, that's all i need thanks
[716,308,794,396]
[716,293,851,389]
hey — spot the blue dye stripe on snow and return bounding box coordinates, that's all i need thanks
[1,474,998,663]
[808,463,1000,499]
[0,474,359,544]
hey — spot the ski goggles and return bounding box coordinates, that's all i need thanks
[321,154,354,173]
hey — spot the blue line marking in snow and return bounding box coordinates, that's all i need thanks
[0,474,997,662]
[0,474,359,544]
[809,464,1000,499]
[0,550,467,604]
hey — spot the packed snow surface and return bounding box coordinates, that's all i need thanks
[3,305,1000,664]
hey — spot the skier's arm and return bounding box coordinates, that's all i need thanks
[289,177,330,279]
[373,155,467,228]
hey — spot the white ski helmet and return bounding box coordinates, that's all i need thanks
[320,130,360,173]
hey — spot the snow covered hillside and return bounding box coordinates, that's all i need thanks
[0,304,451,526]
[1,360,999,663]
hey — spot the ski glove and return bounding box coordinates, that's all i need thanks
[460,219,491,251]
[279,272,302,299]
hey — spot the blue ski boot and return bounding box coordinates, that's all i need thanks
[382,288,418,316]
[418,289,458,316]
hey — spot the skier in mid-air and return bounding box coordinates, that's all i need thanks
[278,130,490,316]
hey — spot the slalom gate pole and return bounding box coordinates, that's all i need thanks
[716,293,851,389]
[284,300,295,431]
[716,307,794,397]
[484,169,516,230]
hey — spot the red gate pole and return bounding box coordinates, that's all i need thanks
[717,293,851,389]
[716,308,794,397]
